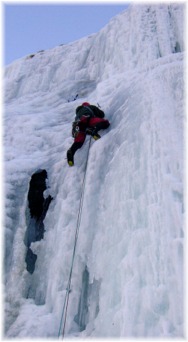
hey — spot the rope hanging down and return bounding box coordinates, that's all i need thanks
[58,137,92,339]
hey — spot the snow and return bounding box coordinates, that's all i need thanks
[3,3,185,338]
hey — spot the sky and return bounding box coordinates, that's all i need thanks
[3,2,129,66]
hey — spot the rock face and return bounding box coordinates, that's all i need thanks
[24,169,53,274]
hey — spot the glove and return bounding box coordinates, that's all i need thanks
[85,127,94,136]
[72,121,80,138]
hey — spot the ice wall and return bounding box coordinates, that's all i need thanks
[4,4,184,101]
[4,3,185,338]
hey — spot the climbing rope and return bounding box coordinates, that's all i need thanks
[58,137,92,339]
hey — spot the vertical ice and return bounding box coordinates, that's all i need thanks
[3,3,185,338]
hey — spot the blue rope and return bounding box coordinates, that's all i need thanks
[58,137,92,338]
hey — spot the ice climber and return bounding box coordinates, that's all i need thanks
[67,102,110,166]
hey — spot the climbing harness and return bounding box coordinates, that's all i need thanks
[58,137,92,339]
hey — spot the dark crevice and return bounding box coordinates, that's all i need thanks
[174,41,181,53]
[74,266,101,332]
[24,169,53,274]
[74,266,89,331]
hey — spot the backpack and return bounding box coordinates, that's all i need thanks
[75,105,94,122]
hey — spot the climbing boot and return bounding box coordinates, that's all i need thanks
[92,132,101,140]
[92,128,101,140]
[67,149,74,166]
[86,127,101,140]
